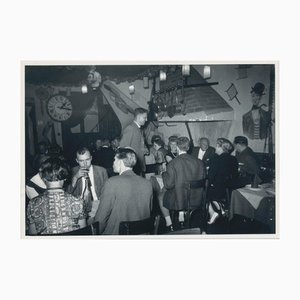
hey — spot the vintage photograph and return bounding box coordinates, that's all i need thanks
[23,63,276,237]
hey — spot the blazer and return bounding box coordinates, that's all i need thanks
[69,165,108,200]
[94,170,153,235]
[162,153,206,211]
[191,146,216,167]
[242,108,270,139]
[207,153,239,200]
[119,122,147,172]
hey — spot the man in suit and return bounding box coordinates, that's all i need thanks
[243,82,271,140]
[161,137,206,230]
[69,147,108,221]
[94,148,153,235]
[119,107,148,175]
[233,136,261,188]
[191,137,216,170]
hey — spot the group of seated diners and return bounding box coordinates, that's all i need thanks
[25,135,271,235]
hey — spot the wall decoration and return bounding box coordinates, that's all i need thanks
[35,86,50,116]
[47,94,73,122]
[225,83,241,104]
[235,65,252,80]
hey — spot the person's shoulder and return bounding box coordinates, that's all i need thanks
[93,165,107,173]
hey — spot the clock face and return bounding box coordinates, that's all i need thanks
[47,95,72,122]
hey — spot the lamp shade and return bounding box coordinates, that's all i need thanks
[81,84,88,94]
[203,66,211,79]
[160,70,166,81]
[143,76,149,88]
[182,65,190,76]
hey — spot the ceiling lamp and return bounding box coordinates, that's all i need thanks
[160,70,166,81]
[143,76,149,89]
[129,84,135,95]
[81,84,88,94]
[182,65,190,76]
[203,65,211,79]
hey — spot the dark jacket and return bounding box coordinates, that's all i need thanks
[94,170,153,235]
[162,153,206,210]
[207,153,239,200]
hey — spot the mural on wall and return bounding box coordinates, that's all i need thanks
[242,82,271,140]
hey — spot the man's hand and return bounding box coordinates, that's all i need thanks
[72,168,89,187]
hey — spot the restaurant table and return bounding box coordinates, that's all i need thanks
[229,183,275,232]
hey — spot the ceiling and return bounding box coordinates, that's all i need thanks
[25,65,174,86]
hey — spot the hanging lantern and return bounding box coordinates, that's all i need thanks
[143,76,149,89]
[129,84,135,95]
[203,65,211,79]
[182,65,190,76]
[81,84,88,94]
[160,70,166,81]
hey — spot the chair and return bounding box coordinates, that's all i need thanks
[48,222,100,236]
[185,179,207,229]
[119,217,155,235]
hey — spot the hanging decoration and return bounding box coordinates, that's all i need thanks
[160,70,167,81]
[225,83,241,104]
[143,76,149,88]
[129,84,135,95]
[81,84,88,94]
[182,65,190,76]
[203,66,211,79]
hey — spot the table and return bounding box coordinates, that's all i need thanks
[229,184,275,232]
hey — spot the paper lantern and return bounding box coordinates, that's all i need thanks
[81,84,88,94]
[203,66,211,79]
[129,84,135,95]
[182,65,190,76]
[160,70,166,81]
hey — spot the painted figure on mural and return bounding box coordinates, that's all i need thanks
[242,82,271,140]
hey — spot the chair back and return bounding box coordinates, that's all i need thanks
[119,217,154,235]
[185,179,206,228]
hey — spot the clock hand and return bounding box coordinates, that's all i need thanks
[58,107,72,111]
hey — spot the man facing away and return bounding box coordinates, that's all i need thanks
[161,137,206,231]
[68,147,108,222]
[94,148,153,235]
[119,107,149,175]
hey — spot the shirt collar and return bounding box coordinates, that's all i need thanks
[134,121,141,128]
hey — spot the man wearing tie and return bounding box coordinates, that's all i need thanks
[191,137,216,170]
[69,147,108,222]
[119,107,148,175]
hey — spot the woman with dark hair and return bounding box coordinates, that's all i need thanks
[207,138,239,224]
[27,157,86,235]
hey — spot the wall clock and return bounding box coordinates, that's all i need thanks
[47,94,73,122]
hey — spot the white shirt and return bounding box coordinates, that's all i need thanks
[80,165,98,201]
[198,148,206,160]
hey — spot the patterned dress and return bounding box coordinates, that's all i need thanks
[27,189,85,235]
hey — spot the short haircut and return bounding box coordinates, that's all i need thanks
[233,136,248,146]
[199,137,209,144]
[115,147,137,168]
[151,134,162,144]
[176,136,190,152]
[102,139,110,146]
[153,139,164,148]
[168,135,178,144]
[134,107,148,118]
[216,138,234,154]
[40,157,70,182]
[76,146,90,156]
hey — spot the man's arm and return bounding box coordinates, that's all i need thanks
[119,126,134,148]
[94,181,114,234]
[162,162,176,189]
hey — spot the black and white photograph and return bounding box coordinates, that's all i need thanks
[23,63,277,236]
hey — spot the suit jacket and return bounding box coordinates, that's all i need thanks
[69,165,108,200]
[94,170,153,235]
[243,108,270,139]
[191,146,216,167]
[207,153,239,200]
[119,122,147,172]
[162,153,206,210]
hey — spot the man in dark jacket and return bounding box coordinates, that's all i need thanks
[161,137,206,230]
[191,137,216,170]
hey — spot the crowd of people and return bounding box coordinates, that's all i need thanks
[25,108,265,235]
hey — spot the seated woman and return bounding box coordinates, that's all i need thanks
[207,138,238,224]
[27,157,86,235]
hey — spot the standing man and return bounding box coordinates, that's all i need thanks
[243,82,270,140]
[69,147,108,221]
[94,148,153,235]
[119,107,148,175]
[191,137,216,170]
